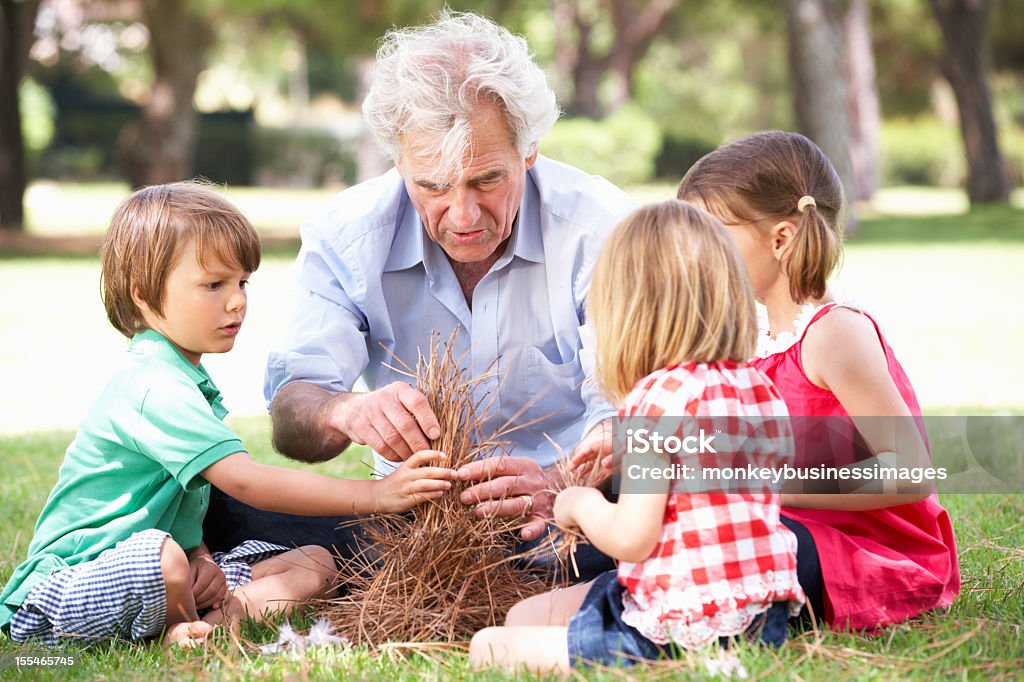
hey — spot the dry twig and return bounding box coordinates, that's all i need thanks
[319,330,561,650]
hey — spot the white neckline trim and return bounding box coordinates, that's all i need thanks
[756,302,827,358]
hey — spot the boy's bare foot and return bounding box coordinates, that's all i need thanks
[163,620,215,648]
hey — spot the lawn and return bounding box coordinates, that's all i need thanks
[0,184,1022,679]
[1,425,1021,680]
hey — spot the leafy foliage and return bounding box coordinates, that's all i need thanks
[541,106,662,185]
[881,117,1024,188]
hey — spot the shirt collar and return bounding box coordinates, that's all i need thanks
[383,193,424,272]
[383,169,545,273]
[129,329,226,415]
[510,170,544,263]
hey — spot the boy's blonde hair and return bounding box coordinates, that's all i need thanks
[100,182,261,338]
[676,130,845,303]
[588,200,758,403]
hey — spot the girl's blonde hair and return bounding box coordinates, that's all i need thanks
[100,181,261,338]
[588,200,758,403]
[676,130,845,303]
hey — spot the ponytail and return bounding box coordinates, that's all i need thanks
[784,203,842,303]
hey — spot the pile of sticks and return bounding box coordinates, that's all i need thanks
[319,331,562,648]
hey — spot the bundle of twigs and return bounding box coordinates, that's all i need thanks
[544,434,609,579]
[318,331,560,649]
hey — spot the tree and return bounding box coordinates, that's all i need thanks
[236,0,450,181]
[928,0,1010,204]
[783,0,857,228]
[119,0,213,187]
[844,0,880,201]
[553,0,680,119]
[0,0,42,230]
[119,0,418,187]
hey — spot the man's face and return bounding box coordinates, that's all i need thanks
[397,101,537,264]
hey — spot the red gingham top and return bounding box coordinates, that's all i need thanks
[617,361,806,648]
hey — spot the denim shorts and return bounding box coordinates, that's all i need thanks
[566,570,791,668]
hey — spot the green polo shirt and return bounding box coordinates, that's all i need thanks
[0,330,245,631]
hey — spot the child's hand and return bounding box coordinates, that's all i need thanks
[372,450,455,513]
[553,485,598,529]
[189,555,228,611]
[569,419,614,474]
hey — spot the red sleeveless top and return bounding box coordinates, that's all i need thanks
[752,304,960,631]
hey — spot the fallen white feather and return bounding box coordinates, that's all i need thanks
[260,618,349,655]
[702,649,749,679]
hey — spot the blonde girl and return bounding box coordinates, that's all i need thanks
[469,201,804,672]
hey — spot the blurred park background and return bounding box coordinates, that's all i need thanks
[2,0,1024,225]
[1,6,1023,678]
[1,0,1023,434]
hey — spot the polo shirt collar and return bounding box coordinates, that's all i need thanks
[383,171,545,274]
[129,329,227,416]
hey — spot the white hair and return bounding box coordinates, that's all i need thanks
[362,9,560,182]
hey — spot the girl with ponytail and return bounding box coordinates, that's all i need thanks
[677,131,959,632]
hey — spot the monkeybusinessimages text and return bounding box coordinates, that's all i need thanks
[622,427,949,486]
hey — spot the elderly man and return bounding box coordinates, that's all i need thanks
[204,11,633,562]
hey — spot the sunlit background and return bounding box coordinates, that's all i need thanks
[1,0,1023,434]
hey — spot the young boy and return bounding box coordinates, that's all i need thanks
[0,182,456,647]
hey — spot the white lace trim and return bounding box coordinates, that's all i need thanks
[620,573,805,649]
[755,303,822,358]
[756,294,864,359]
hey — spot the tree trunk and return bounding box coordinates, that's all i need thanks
[928,0,1009,204]
[552,0,578,107]
[844,0,880,202]
[783,0,857,230]
[119,0,211,188]
[0,0,42,230]
[551,0,605,119]
[552,0,678,119]
[605,0,679,112]
[571,40,605,120]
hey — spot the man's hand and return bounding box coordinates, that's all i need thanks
[456,456,556,541]
[328,382,441,462]
[569,419,614,477]
[371,450,456,513]
[188,552,228,611]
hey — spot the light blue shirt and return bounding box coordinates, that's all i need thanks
[265,155,635,469]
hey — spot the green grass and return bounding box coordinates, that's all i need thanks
[1,184,1023,678]
[0,418,1021,680]
[856,203,1024,243]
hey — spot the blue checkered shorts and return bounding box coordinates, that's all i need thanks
[9,529,287,646]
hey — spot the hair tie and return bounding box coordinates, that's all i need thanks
[797,195,816,213]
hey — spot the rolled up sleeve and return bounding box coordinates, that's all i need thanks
[263,222,371,405]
